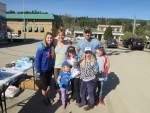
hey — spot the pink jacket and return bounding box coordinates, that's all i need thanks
[104,55,108,77]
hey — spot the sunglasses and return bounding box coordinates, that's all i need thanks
[85,51,92,54]
[84,31,91,34]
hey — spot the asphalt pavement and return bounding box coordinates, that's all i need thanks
[0,38,150,113]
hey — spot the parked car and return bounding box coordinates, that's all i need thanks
[76,36,85,40]
[145,38,150,49]
[122,38,145,50]
[12,33,19,37]
[105,38,118,48]
[64,36,71,40]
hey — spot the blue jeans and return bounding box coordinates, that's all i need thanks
[80,78,96,106]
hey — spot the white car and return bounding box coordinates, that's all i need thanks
[12,33,19,37]
[76,36,85,40]
[54,36,71,40]
[64,37,71,40]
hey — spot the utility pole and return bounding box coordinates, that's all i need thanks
[133,15,136,34]
[23,0,26,40]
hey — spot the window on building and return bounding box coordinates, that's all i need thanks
[34,26,38,32]
[28,26,32,32]
[117,28,120,31]
[22,26,26,32]
[99,27,104,31]
[40,26,44,32]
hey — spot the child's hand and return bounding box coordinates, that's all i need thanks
[94,63,99,71]
[38,43,45,51]
[104,77,108,81]
[105,63,110,69]
[77,54,81,59]
[58,82,63,88]
[36,72,41,77]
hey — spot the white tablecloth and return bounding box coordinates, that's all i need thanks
[0,68,23,87]
[0,56,34,87]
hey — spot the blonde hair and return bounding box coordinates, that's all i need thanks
[60,66,65,72]
[57,28,65,37]
[80,53,95,68]
[60,65,69,72]
[43,32,55,59]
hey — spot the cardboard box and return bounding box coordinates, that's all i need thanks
[20,79,41,90]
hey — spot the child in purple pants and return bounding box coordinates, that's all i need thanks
[57,61,73,109]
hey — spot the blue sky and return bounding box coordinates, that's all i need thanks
[1,0,150,20]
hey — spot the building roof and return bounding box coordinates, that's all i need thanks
[74,28,124,35]
[6,14,61,21]
[74,28,99,33]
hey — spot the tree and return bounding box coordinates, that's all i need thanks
[140,21,147,27]
[104,26,113,40]
[100,17,106,25]
[122,32,137,40]
[6,10,15,14]
[141,36,147,43]
[136,28,145,36]
[124,22,133,32]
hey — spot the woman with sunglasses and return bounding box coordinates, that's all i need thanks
[78,47,99,111]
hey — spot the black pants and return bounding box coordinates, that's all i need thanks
[73,78,81,103]
[40,71,52,91]
[94,80,102,100]
[70,78,74,98]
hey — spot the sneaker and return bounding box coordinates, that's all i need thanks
[84,105,94,111]
[99,98,105,105]
[50,99,54,104]
[78,103,85,108]
[70,98,75,102]
[47,98,54,105]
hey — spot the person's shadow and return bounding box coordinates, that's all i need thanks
[102,72,120,100]
[17,77,62,113]
[95,72,120,105]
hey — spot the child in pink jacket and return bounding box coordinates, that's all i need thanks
[95,45,110,105]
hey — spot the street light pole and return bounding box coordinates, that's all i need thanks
[133,15,136,34]
[23,0,26,40]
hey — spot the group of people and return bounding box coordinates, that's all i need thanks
[35,27,110,111]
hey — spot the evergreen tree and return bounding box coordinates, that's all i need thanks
[104,26,113,39]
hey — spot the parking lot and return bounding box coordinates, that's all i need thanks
[0,38,150,113]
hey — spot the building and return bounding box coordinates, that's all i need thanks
[0,2,7,43]
[74,25,124,42]
[97,25,124,41]
[6,14,61,38]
